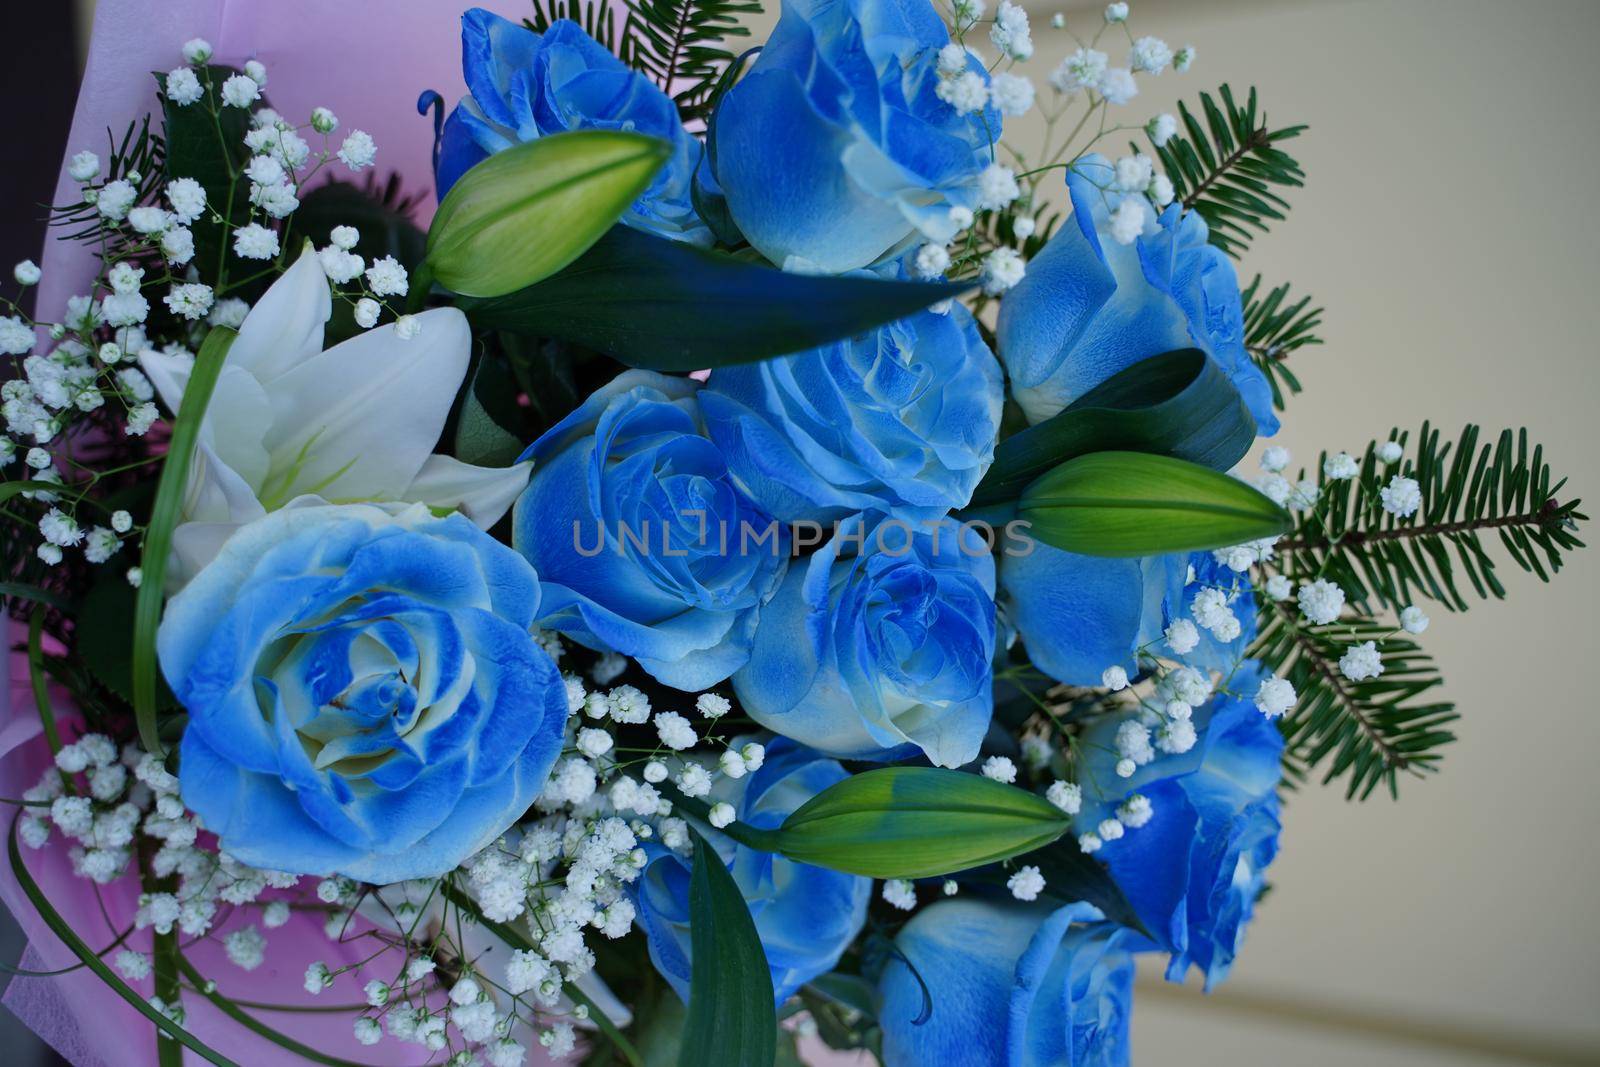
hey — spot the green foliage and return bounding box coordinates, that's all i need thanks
[526,0,621,50]
[1278,424,1586,613]
[1148,85,1306,257]
[132,327,237,757]
[1019,451,1291,557]
[1241,275,1323,410]
[458,224,967,371]
[622,0,761,124]
[970,349,1256,507]
[529,0,758,124]
[679,829,776,1067]
[49,115,165,244]
[1252,608,1458,800]
[158,66,256,276]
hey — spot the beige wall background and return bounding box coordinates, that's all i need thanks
[64,1,1600,1064]
[1013,2,1600,1064]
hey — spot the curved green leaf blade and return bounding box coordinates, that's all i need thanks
[458,224,968,370]
[971,349,1256,507]
[133,326,236,757]
[427,130,670,298]
[679,829,776,1067]
[775,767,1070,878]
[1019,450,1290,557]
[8,820,237,1066]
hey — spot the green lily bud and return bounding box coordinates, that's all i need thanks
[425,129,669,299]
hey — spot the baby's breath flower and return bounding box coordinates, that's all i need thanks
[165,67,203,106]
[1254,674,1296,718]
[220,74,261,108]
[882,878,916,910]
[1007,865,1045,901]
[338,130,377,170]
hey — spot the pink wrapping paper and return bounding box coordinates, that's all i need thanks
[10,2,535,1063]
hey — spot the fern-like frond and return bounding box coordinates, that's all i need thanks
[48,116,165,244]
[1150,85,1306,257]
[1252,607,1457,800]
[525,0,620,52]
[1241,275,1323,409]
[621,0,760,124]
[1280,424,1585,613]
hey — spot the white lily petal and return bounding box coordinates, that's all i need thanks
[181,442,267,528]
[404,455,533,528]
[259,307,472,507]
[199,366,273,494]
[225,245,330,386]
[168,519,247,592]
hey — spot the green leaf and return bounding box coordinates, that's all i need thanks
[7,819,237,1065]
[158,66,254,277]
[172,954,369,1066]
[453,351,527,467]
[133,327,237,756]
[970,349,1255,507]
[1019,451,1290,558]
[76,572,179,709]
[775,767,1070,878]
[0,580,72,612]
[679,828,776,1067]
[458,224,968,371]
[427,130,671,298]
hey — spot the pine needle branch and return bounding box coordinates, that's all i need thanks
[1241,275,1323,409]
[1253,604,1457,800]
[1149,85,1306,257]
[1278,424,1586,613]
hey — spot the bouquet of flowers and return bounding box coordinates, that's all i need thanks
[0,1,1585,1064]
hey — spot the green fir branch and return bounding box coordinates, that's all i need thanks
[48,116,166,244]
[620,0,760,123]
[1150,85,1305,257]
[525,0,620,52]
[1279,424,1586,613]
[1241,275,1323,410]
[1252,605,1457,800]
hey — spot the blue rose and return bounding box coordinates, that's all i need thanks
[999,542,1185,685]
[701,305,1004,525]
[878,899,1136,1067]
[735,515,995,767]
[1075,664,1283,988]
[513,371,787,691]
[711,0,1000,273]
[436,9,710,245]
[996,155,1278,434]
[632,738,870,1004]
[159,504,569,883]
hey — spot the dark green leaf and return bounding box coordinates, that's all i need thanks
[776,767,1070,878]
[453,352,527,467]
[459,224,968,371]
[679,829,776,1067]
[1019,451,1291,557]
[970,349,1255,507]
[77,572,178,709]
[158,66,254,277]
[133,327,237,756]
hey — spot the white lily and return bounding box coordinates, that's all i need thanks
[140,247,532,589]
